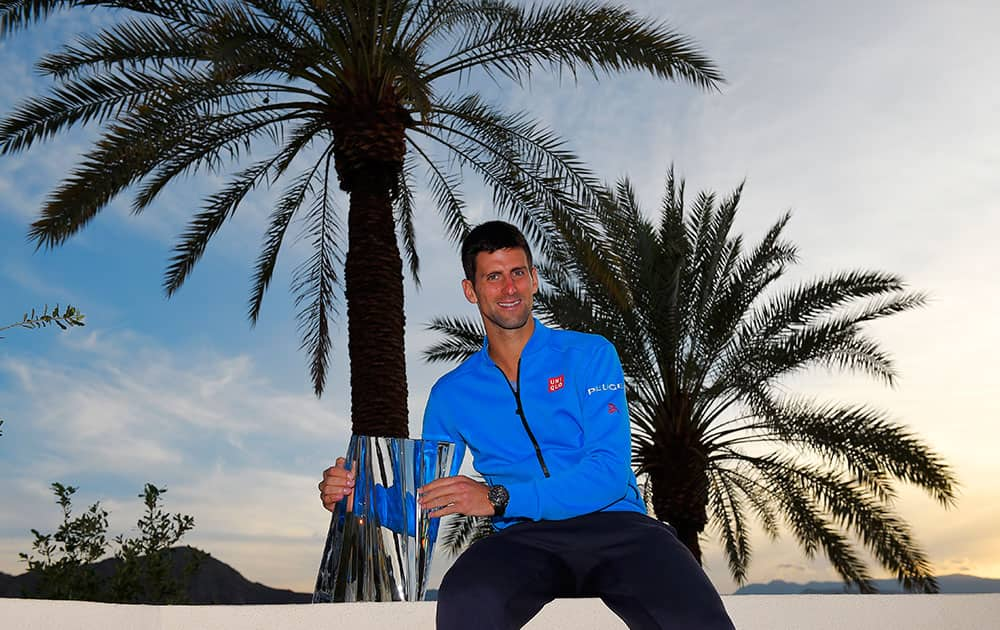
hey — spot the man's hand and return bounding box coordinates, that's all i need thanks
[318,457,354,512]
[418,475,494,518]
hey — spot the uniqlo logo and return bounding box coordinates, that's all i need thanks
[548,375,564,392]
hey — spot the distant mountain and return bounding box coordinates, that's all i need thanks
[734,574,1000,595]
[0,546,311,604]
[0,571,18,596]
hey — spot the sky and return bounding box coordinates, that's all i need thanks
[1,1,999,595]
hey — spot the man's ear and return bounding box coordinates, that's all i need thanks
[462,278,478,304]
[531,267,540,295]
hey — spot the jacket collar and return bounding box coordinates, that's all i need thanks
[477,317,550,368]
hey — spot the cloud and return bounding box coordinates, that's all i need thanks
[776,564,807,573]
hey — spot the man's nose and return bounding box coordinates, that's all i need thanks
[502,276,517,293]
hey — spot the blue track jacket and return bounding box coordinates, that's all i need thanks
[422,319,645,529]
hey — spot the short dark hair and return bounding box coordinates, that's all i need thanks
[461,221,533,281]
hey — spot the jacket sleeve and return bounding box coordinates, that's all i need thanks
[502,339,635,521]
[421,383,467,479]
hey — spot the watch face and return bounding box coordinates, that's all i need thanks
[489,485,509,507]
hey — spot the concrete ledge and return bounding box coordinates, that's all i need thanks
[4,594,1000,629]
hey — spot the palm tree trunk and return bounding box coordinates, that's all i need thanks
[344,183,409,438]
[648,445,710,564]
[333,99,413,438]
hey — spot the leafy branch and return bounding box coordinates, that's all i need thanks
[0,304,86,337]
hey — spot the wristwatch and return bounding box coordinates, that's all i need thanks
[487,484,509,518]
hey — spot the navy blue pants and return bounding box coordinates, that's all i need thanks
[437,511,734,630]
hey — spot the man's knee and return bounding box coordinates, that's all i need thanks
[438,564,541,630]
[588,515,734,629]
[438,565,509,613]
[437,535,560,630]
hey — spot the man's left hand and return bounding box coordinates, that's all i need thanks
[418,475,493,518]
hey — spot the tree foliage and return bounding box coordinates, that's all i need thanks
[19,482,199,603]
[109,484,198,604]
[0,0,721,436]
[19,483,109,600]
[425,169,957,592]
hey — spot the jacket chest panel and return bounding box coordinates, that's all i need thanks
[461,359,584,467]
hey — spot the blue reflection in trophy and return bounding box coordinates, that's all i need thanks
[314,435,457,602]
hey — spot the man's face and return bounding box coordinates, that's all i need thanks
[462,247,539,332]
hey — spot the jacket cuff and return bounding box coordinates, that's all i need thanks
[502,480,540,521]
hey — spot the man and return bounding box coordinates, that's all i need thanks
[320,221,734,629]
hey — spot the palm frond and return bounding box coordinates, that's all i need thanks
[740,271,908,347]
[37,17,205,79]
[756,456,938,593]
[292,166,344,397]
[425,0,723,89]
[439,514,494,557]
[249,146,337,324]
[163,130,299,296]
[707,467,751,584]
[746,395,957,506]
[0,0,69,37]
[407,137,471,244]
[755,456,876,592]
[394,159,421,285]
[134,106,322,213]
[422,316,483,364]
[1,68,212,156]
[419,94,605,256]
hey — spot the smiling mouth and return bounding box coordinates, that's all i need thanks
[498,299,522,308]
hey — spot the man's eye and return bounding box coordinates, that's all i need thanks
[513,269,526,277]
[487,273,500,281]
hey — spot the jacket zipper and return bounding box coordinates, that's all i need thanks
[498,359,550,478]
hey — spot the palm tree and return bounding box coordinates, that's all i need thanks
[0,1,721,438]
[424,170,957,592]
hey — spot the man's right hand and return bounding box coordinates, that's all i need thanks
[318,457,355,512]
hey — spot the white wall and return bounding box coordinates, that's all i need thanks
[4,595,1000,630]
